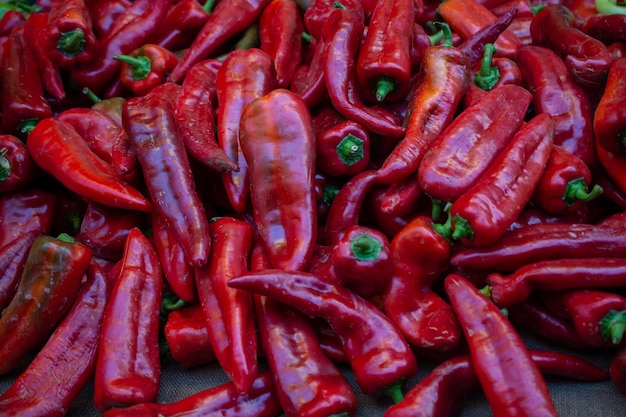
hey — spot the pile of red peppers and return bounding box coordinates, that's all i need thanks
[2,0,626,415]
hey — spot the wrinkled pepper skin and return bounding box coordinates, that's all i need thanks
[444,274,559,417]
[0,133,41,192]
[94,228,162,411]
[240,88,317,271]
[594,56,626,155]
[0,234,93,376]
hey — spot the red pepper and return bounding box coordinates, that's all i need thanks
[216,48,275,213]
[593,166,626,211]
[70,0,169,95]
[302,0,364,41]
[0,234,92,376]
[259,0,305,88]
[100,372,281,417]
[447,113,555,247]
[289,35,328,108]
[240,88,317,271]
[486,257,626,308]
[330,224,393,299]
[229,269,418,400]
[0,188,56,248]
[167,0,271,83]
[0,134,40,192]
[93,227,162,410]
[594,56,626,155]
[149,0,213,52]
[515,44,596,167]
[42,0,99,68]
[581,13,626,45]
[254,292,358,417]
[0,230,40,313]
[356,0,414,103]
[316,120,371,177]
[363,187,414,238]
[163,303,216,369]
[123,92,211,266]
[113,43,178,96]
[444,273,559,417]
[471,42,522,92]
[0,9,25,37]
[90,0,131,38]
[378,175,424,218]
[418,84,532,203]
[0,257,112,415]
[384,349,607,417]
[193,217,257,393]
[174,59,238,173]
[321,7,405,138]
[450,211,626,271]
[27,118,151,213]
[530,5,613,88]
[611,345,626,394]
[383,215,461,352]
[375,23,471,185]
[1,25,52,137]
[531,145,603,214]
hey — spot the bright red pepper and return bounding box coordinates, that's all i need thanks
[444,273,559,417]
[229,269,418,400]
[27,118,152,213]
[239,88,317,271]
[302,0,364,41]
[123,92,210,266]
[93,227,162,410]
[0,234,92,376]
[114,43,178,96]
[167,0,271,83]
[594,56,626,155]
[149,0,213,52]
[0,134,41,192]
[448,113,555,247]
[316,120,370,177]
[377,175,424,218]
[193,217,257,393]
[163,303,216,369]
[418,84,532,203]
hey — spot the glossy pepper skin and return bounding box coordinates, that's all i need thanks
[100,372,281,417]
[149,0,213,52]
[383,216,461,352]
[27,118,151,213]
[303,0,364,40]
[0,134,40,192]
[418,84,532,203]
[0,188,56,249]
[530,5,613,88]
[163,304,216,369]
[0,234,92,376]
[581,13,626,45]
[0,230,40,313]
[114,43,178,97]
[0,258,112,417]
[316,120,371,177]
[168,0,271,83]
[594,56,626,155]
[94,228,162,410]
[444,274,559,417]
[240,88,317,272]
[229,269,418,399]
[356,0,414,103]
[531,145,603,215]
[43,0,99,68]
[194,217,257,393]
[123,92,211,267]
[515,45,595,167]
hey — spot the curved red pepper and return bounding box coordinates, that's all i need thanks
[581,13,626,45]
[289,36,328,108]
[594,56,626,155]
[149,0,213,52]
[27,118,152,213]
[0,134,40,192]
[240,88,317,271]
[0,9,25,37]
[316,120,371,177]
[229,269,418,399]
[163,303,216,369]
[378,175,424,218]
[90,0,131,38]
[0,234,92,376]
[94,227,162,410]
[444,273,559,417]
[114,43,178,96]
[123,92,210,266]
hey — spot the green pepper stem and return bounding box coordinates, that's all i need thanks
[82,87,102,103]
[432,22,453,47]
[301,31,313,43]
[531,4,546,14]
[333,1,347,9]
[56,233,77,243]
[17,118,39,135]
[428,28,446,46]
[563,178,603,205]
[431,202,454,241]
[375,77,396,102]
[0,147,10,181]
[323,181,341,209]
[336,134,364,166]
[383,380,405,404]
[113,54,152,80]
[451,214,474,241]
[595,0,626,15]
[161,293,186,314]
[350,234,383,262]
[600,309,626,345]
[57,29,86,57]
[202,0,216,13]
[617,129,626,148]
[474,43,500,91]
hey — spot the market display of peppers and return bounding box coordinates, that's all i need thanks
[3,0,626,415]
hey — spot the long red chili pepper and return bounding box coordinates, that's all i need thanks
[229,269,418,400]
[0,234,92,376]
[383,215,461,352]
[447,113,555,247]
[193,217,257,393]
[418,84,532,203]
[594,56,626,155]
[384,349,608,417]
[444,273,559,417]
[375,23,471,184]
[163,303,216,369]
[486,258,626,308]
[239,88,317,271]
[93,227,162,410]
[167,0,271,83]
[122,92,211,266]
[215,48,275,213]
[0,257,112,415]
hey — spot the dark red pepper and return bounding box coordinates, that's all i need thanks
[123,91,211,266]
[378,175,424,218]
[0,9,25,37]
[0,230,40,313]
[114,43,178,96]
[444,273,559,417]
[611,345,626,394]
[149,0,213,52]
[316,120,371,177]
[302,0,364,41]
[0,133,40,192]
[581,13,626,45]
[90,0,131,38]
[289,34,329,108]
[93,227,162,410]
[163,303,216,369]
[594,56,626,154]
[0,188,56,249]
